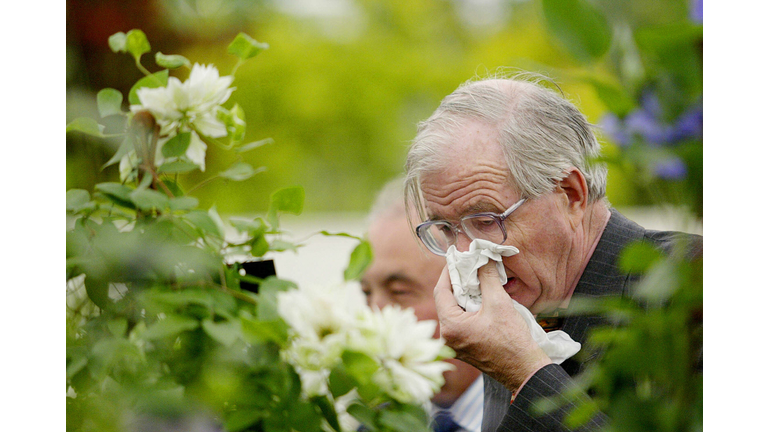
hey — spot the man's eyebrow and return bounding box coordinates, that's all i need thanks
[424,202,499,222]
[463,202,500,214]
[383,273,414,287]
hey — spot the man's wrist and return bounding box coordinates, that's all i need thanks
[509,365,544,402]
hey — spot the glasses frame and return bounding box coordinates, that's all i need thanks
[415,198,527,256]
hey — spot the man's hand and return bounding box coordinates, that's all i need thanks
[433,262,552,394]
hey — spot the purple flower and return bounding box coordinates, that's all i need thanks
[598,113,630,147]
[624,108,673,145]
[670,105,703,142]
[654,157,688,180]
[599,90,702,148]
[690,0,703,24]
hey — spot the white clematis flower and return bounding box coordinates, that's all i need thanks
[130,63,234,171]
[359,305,454,404]
[277,282,453,405]
[277,283,368,397]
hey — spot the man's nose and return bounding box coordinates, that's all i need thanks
[368,289,390,309]
[455,232,473,252]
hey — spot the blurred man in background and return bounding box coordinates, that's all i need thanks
[360,178,484,432]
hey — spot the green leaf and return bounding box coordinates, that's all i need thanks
[224,409,263,432]
[577,74,635,117]
[319,230,363,241]
[97,88,124,118]
[155,52,191,69]
[619,241,665,274]
[202,318,239,347]
[347,403,377,431]
[161,179,185,197]
[286,399,323,432]
[227,32,269,60]
[224,103,247,144]
[250,235,270,258]
[66,117,105,137]
[257,277,297,321]
[231,218,268,236]
[108,32,127,52]
[162,132,191,158]
[269,239,299,253]
[542,0,612,64]
[328,365,358,399]
[129,69,169,105]
[95,182,135,209]
[220,162,256,181]
[84,278,112,310]
[125,29,151,61]
[169,196,199,211]
[564,399,600,429]
[236,137,273,153]
[240,317,288,345]
[379,408,431,432]
[143,315,199,340]
[130,188,170,211]
[342,351,380,385]
[107,318,128,337]
[311,395,342,432]
[102,137,134,170]
[344,240,372,281]
[185,210,223,238]
[66,189,91,212]
[269,186,305,215]
[158,160,199,174]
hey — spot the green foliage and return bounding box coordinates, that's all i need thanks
[228,32,270,60]
[66,31,403,432]
[344,240,373,282]
[155,52,192,69]
[542,0,613,64]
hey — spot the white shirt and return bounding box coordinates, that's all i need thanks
[430,376,484,432]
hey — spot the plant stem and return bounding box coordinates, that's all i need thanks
[186,175,221,195]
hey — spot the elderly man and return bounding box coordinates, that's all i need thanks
[361,178,484,432]
[403,74,702,432]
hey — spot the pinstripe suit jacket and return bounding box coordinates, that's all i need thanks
[481,208,702,432]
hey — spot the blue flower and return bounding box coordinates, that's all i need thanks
[669,105,703,142]
[690,0,703,24]
[599,91,702,148]
[598,113,630,147]
[654,157,688,180]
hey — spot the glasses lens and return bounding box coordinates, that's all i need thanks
[417,222,455,255]
[462,215,505,244]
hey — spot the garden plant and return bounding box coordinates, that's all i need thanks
[66,30,452,432]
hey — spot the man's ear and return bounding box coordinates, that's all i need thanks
[556,168,588,226]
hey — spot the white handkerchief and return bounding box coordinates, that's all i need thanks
[445,239,581,364]
[445,239,519,313]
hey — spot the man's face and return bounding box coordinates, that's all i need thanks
[361,211,444,325]
[418,120,576,314]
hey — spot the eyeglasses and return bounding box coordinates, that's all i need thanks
[415,198,526,256]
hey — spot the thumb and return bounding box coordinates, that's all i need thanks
[476,261,507,303]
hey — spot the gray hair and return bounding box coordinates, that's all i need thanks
[404,72,607,220]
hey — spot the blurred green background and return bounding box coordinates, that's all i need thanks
[66,0,700,215]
